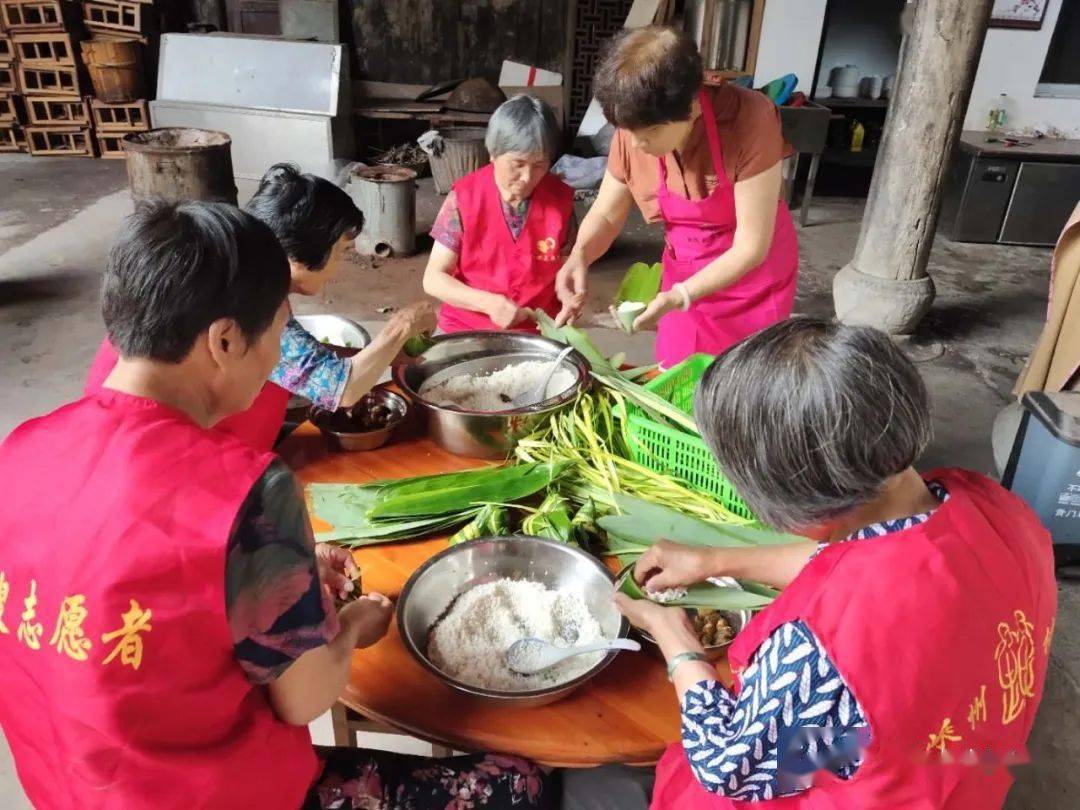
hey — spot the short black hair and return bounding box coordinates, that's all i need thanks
[102,200,291,363]
[244,163,364,270]
[594,26,703,129]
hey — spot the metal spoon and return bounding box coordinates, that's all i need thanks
[508,346,575,409]
[506,636,642,675]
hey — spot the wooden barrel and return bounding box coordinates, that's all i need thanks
[348,165,418,257]
[80,40,145,104]
[429,128,489,194]
[121,128,238,205]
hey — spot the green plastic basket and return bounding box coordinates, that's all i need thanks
[622,354,754,520]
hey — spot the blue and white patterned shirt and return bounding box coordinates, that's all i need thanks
[269,316,351,411]
[681,482,949,801]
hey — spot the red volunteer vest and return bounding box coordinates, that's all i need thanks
[653,469,1057,810]
[0,391,319,809]
[437,163,575,333]
[85,337,289,451]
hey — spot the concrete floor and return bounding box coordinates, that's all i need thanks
[0,152,1077,807]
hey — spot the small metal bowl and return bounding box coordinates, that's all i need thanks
[310,388,409,452]
[294,313,372,358]
[398,535,631,708]
[615,567,750,661]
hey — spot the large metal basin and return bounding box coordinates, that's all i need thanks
[397,536,630,709]
[392,331,589,459]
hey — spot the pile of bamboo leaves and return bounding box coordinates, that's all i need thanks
[308,462,565,546]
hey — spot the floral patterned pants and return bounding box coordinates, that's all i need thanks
[305,748,557,810]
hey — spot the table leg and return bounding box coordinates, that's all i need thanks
[801,152,822,227]
[331,701,353,747]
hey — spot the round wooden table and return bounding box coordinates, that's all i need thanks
[280,422,733,768]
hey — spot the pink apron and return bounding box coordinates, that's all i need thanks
[654,90,799,367]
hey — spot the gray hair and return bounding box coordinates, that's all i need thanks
[485,94,559,161]
[694,317,932,531]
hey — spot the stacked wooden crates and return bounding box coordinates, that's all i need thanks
[0,0,155,158]
[2,0,94,156]
[81,0,154,157]
[0,8,19,153]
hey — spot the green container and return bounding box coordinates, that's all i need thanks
[622,354,754,519]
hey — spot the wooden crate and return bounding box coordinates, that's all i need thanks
[96,130,125,158]
[0,93,18,123]
[25,125,94,156]
[83,1,154,37]
[0,35,13,63]
[0,122,23,151]
[26,95,88,125]
[89,96,145,131]
[0,1,66,32]
[12,31,76,66]
[18,63,79,96]
[0,63,15,93]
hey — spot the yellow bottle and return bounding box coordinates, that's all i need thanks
[850,121,865,153]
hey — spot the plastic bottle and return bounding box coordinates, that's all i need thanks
[987,93,1013,133]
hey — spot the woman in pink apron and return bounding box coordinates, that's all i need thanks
[617,318,1056,808]
[556,25,798,367]
[423,95,577,333]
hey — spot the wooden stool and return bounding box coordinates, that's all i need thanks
[330,702,454,758]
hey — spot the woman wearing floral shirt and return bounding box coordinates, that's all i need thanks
[85,163,436,448]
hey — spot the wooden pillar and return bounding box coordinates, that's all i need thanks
[832,0,994,333]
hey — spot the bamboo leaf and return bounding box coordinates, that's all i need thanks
[615,261,662,305]
[618,573,773,610]
[370,462,567,518]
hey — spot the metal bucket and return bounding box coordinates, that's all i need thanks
[348,164,417,258]
[121,128,237,205]
[429,128,489,194]
[81,40,145,104]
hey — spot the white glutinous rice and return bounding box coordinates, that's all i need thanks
[428,578,607,691]
[419,360,575,412]
[645,586,688,604]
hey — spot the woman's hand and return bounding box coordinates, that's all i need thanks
[555,253,589,324]
[487,295,527,329]
[387,301,437,341]
[632,290,682,332]
[634,540,721,592]
[614,592,693,638]
[315,543,360,601]
[340,592,394,649]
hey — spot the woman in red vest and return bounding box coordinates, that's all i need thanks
[615,318,1056,809]
[0,201,554,810]
[423,94,578,332]
[84,163,436,450]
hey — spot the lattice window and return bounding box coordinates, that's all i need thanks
[568,0,636,133]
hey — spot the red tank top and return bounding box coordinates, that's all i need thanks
[652,469,1057,809]
[85,337,289,451]
[0,391,319,808]
[437,164,575,333]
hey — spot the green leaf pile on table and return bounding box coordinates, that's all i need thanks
[305,318,803,609]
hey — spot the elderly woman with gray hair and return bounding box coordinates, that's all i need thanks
[423,94,578,332]
[612,317,1056,809]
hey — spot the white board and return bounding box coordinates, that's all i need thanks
[157,33,343,116]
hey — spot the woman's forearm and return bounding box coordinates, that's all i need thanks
[572,204,625,266]
[340,329,406,407]
[267,615,363,725]
[708,543,818,590]
[571,170,634,266]
[680,242,766,299]
[423,268,503,316]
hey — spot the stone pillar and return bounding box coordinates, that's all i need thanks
[833,0,994,333]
